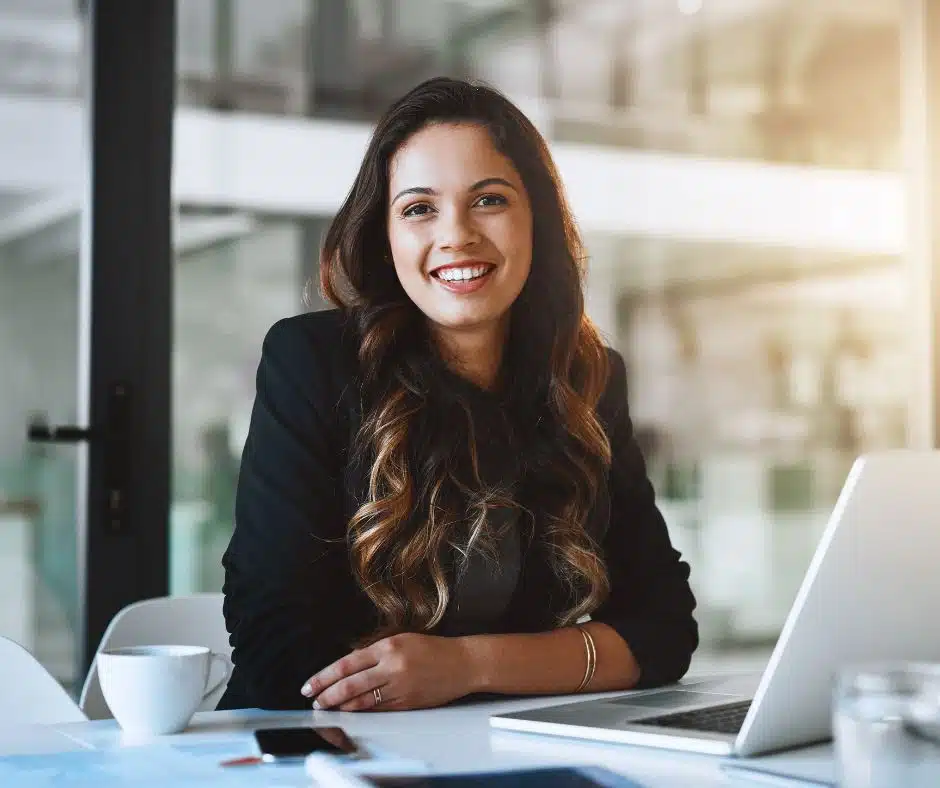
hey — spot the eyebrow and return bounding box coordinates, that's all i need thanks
[390,177,518,206]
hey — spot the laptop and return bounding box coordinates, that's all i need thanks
[491,451,940,756]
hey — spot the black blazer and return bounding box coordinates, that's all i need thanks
[218,309,698,710]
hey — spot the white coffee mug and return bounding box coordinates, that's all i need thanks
[97,645,231,736]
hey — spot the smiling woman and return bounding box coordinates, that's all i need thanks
[218,77,698,713]
[387,123,533,387]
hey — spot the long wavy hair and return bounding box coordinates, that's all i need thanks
[320,77,612,638]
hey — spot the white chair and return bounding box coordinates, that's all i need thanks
[0,636,86,724]
[80,593,232,720]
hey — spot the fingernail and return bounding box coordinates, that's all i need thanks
[312,699,322,710]
[301,683,313,697]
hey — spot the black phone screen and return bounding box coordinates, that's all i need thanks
[254,726,358,758]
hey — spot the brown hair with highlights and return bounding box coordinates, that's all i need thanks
[319,77,611,638]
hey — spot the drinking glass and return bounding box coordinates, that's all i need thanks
[834,662,940,788]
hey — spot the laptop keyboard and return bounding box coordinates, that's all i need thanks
[634,699,752,735]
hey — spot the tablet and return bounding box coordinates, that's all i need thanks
[367,767,642,787]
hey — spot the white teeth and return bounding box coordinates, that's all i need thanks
[436,265,490,282]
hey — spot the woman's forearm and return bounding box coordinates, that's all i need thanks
[459,621,641,696]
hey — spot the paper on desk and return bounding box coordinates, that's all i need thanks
[0,736,428,788]
[721,744,836,787]
[0,746,293,788]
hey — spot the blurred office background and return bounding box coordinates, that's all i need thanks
[0,0,912,693]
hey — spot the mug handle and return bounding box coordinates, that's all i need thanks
[203,651,233,700]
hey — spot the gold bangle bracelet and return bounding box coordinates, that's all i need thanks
[575,627,591,691]
[584,626,597,689]
[575,625,597,692]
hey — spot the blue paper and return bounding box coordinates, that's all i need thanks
[0,737,428,787]
[0,745,299,787]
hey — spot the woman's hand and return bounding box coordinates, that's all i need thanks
[301,633,477,712]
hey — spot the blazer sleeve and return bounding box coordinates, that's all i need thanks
[222,316,368,709]
[590,350,699,687]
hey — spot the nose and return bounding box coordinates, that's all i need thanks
[437,205,481,252]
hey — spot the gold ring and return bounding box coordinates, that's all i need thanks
[373,687,383,706]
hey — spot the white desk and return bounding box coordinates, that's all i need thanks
[0,723,87,756]
[0,692,839,787]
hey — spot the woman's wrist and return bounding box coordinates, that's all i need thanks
[455,635,492,694]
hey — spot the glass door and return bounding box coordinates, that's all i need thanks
[1,0,177,693]
[0,1,87,693]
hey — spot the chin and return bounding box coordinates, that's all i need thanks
[429,310,505,333]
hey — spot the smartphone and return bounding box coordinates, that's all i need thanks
[254,726,359,763]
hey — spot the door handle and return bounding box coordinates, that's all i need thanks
[0,496,41,518]
[27,424,95,443]
[26,382,131,532]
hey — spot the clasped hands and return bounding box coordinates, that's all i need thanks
[301,633,476,712]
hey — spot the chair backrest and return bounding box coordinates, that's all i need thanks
[0,636,86,724]
[80,593,231,720]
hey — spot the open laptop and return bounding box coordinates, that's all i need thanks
[491,451,940,756]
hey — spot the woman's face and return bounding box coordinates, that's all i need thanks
[386,122,533,340]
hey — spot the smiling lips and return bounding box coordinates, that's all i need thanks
[430,262,497,294]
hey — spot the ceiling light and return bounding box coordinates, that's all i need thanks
[678,0,703,14]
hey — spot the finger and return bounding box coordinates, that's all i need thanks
[301,649,378,698]
[338,686,398,713]
[336,690,382,712]
[315,666,385,710]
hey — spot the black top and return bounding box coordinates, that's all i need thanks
[218,309,698,710]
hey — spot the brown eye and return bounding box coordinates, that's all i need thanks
[475,194,508,208]
[402,202,434,218]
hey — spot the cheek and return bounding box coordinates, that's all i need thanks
[388,229,426,280]
[504,220,533,278]
[393,261,421,292]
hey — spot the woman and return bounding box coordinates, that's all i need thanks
[218,77,697,713]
